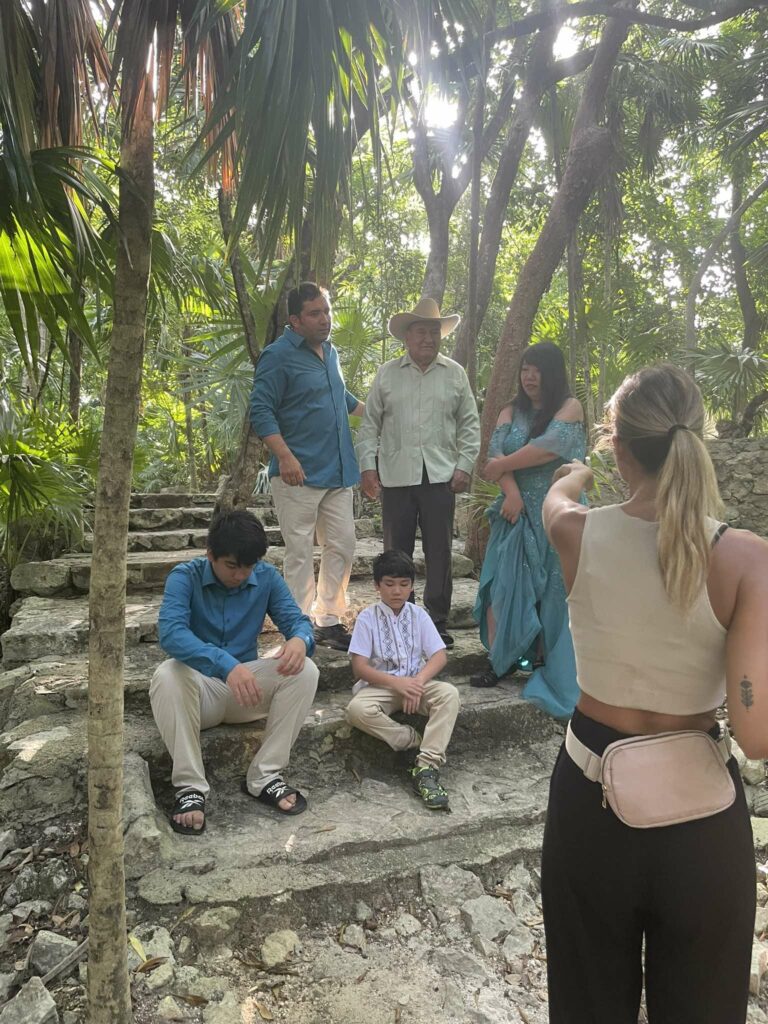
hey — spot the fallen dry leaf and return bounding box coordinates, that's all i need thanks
[134,956,169,975]
[254,1001,275,1021]
[173,993,209,1007]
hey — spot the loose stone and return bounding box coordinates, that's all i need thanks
[260,929,300,968]
[460,895,516,943]
[0,976,59,1024]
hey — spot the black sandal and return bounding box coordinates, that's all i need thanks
[170,790,206,835]
[241,778,308,815]
[470,666,499,688]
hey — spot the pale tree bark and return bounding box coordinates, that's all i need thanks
[730,173,763,353]
[68,325,82,423]
[215,189,265,512]
[181,327,199,492]
[87,84,154,1024]
[685,172,768,352]
[451,40,596,368]
[466,1,636,561]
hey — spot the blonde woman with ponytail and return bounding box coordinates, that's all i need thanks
[539,364,768,1024]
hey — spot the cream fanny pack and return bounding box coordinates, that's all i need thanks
[565,723,735,828]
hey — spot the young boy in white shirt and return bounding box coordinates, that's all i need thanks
[345,550,461,810]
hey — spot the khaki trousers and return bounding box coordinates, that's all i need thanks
[149,657,318,797]
[345,679,460,768]
[270,477,356,627]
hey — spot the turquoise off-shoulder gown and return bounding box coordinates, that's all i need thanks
[473,410,586,720]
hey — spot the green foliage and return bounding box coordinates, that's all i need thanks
[0,400,97,565]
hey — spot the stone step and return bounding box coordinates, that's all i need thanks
[1,629,488,730]
[9,539,475,598]
[0,672,556,824]
[78,517,380,552]
[1,578,481,670]
[127,506,280,532]
[127,492,275,509]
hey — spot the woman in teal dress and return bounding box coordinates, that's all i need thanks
[471,342,586,719]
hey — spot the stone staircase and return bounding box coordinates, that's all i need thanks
[0,490,559,939]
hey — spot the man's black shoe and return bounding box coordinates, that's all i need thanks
[437,629,454,649]
[313,623,352,651]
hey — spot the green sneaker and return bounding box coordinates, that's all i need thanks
[410,765,450,811]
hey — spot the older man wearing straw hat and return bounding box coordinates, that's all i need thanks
[356,298,480,647]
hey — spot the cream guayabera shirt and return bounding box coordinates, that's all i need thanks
[356,352,480,487]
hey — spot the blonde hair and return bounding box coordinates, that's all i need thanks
[605,364,724,610]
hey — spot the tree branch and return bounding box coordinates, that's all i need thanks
[484,0,766,43]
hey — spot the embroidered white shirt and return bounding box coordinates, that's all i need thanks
[348,601,446,694]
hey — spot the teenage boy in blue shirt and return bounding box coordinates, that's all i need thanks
[150,511,318,834]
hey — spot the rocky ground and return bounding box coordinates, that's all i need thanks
[4,490,768,1022]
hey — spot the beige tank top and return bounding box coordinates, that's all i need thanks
[567,504,727,715]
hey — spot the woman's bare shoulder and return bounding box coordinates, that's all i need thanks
[496,404,514,426]
[554,397,584,423]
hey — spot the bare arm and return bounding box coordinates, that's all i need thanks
[262,433,305,486]
[484,398,584,480]
[543,461,592,591]
[724,535,768,758]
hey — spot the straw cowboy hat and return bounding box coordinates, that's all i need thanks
[387,297,461,342]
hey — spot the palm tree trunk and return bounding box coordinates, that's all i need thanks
[181,327,199,492]
[87,82,154,1024]
[730,173,763,354]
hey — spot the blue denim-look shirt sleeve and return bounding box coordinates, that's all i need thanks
[249,345,286,438]
[158,566,239,681]
[345,389,360,413]
[266,569,316,656]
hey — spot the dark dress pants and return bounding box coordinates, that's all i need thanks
[381,466,455,628]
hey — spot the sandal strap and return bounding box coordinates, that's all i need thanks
[262,778,295,801]
[174,790,205,813]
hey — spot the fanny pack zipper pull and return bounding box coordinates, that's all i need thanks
[601,785,608,809]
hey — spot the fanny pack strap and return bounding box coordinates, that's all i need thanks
[565,721,731,785]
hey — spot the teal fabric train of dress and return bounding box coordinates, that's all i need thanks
[473,410,586,720]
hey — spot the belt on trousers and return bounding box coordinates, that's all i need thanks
[565,721,732,784]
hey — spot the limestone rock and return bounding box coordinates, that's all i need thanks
[143,960,175,993]
[756,906,768,937]
[260,929,300,968]
[753,790,768,818]
[11,900,52,922]
[501,920,536,961]
[123,753,169,880]
[0,914,12,951]
[191,907,240,947]
[751,941,768,996]
[393,913,422,937]
[420,864,484,922]
[433,948,489,982]
[512,891,539,922]
[354,901,374,924]
[0,977,59,1023]
[472,935,496,958]
[0,831,16,862]
[438,978,466,1018]
[340,923,366,950]
[744,761,766,787]
[130,924,176,964]
[157,995,186,1021]
[460,895,516,943]
[0,973,14,1002]
[13,864,40,902]
[29,930,78,976]
[203,992,241,1023]
[173,967,228,1001]
[503,863,534,894]
[37,859,74,901]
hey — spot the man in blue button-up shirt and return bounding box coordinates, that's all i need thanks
[149,511,318,834]
[250,282,363,653]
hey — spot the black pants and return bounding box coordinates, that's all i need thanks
[542,709,755,1024]
[381,467,455,628]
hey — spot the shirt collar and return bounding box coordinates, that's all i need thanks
[202,559,259,590]
[400,351,446,372]
[376,600,412,619]
[284,326,331,352]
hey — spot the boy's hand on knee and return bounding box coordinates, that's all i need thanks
[394,676,425,715]
[274,637,307,676]
[227,664,263,706]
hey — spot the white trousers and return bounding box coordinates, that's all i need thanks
[149,657,319,797]
[270,477,356,626]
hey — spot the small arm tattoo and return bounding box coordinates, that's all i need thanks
[740,676,754,711]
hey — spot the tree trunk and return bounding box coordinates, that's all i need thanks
[736,390,768,438]
[465,3,634,559]
[68,326,82,423]
[422,198,453,304]
[86,83,154,1024]
[685,172,768,352]
[730,174,763,353]
[451,38,595,368]
[181,327,198,492]
[215,190,265,512]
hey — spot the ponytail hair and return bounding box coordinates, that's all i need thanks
[606,364,724,610]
